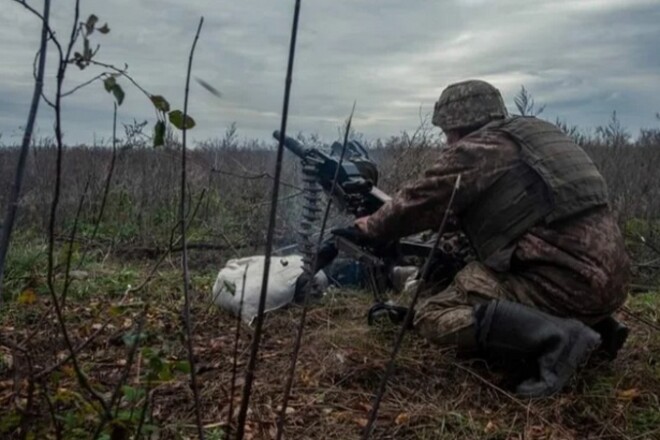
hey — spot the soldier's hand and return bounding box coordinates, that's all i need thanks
[354,216,370,234]
[331,225,372,247]
[332,224,393,255]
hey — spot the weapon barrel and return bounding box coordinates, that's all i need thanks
[273,130,307,159]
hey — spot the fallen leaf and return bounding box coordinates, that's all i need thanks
[484,420,497,434]
[617,388,641,400]
[358,402,372,413]
[355,418,368,428]
[395,412,410,425]
[17,289,37,305]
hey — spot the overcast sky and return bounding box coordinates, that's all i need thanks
[1,0,659,146]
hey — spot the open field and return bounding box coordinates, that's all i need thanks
[0,241,658,439]
[1,123,660,439]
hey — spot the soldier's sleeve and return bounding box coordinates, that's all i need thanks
[365,135,517,240]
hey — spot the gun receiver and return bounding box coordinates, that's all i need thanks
[273,130,390,216]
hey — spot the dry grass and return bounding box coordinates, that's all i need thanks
[1,122,659,439]
[1,252,658,439]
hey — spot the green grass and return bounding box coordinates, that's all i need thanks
[0,234,659,439]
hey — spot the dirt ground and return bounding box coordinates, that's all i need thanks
[1,252,658,440]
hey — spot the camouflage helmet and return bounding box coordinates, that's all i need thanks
[432,80,508,131]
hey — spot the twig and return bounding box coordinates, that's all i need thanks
[275,102,356,439]
[134,379,154,439]
[235,1,303,438]
[255,191,304,207]
[8,339,36,440]
[92,305,149,438]
[110,306,148,413]
[362,174,462,439]
[180,16,205,440]
[211,167,303,191]
[226,265,249,438]
[43,0,110,417]
[61,72,108,97]
[621,306,660,332]
[87,60,152,99]
[32,47,55,108]
[77,102,119,269]
[61,176,91,306]
[41,382,63,440]
[453,362,574,439]
[638,234,660,256]
[36,285,133,379]
[0,0,51,300]
[10,0,61,55]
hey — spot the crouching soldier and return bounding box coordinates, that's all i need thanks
[347,80,631,397]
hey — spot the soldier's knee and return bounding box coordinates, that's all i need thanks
[413,305,475,347]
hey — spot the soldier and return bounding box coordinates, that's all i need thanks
[343,80,631,397]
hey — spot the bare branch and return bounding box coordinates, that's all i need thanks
[226,265,249,438]
[61,72,108,97]
[43,0,110,417]
[0,0,51,299]
[61,176,91,307]
[362,174,462,439]
[87,60,152,99]
[235,2,303,437]
[180,16,206,440]
[236,0,300,440]
[211,167,303,191]
[275,102,356,439]
[77,102,119,268]
[11,0,62,57]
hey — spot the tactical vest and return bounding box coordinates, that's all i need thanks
[461,116,609,271]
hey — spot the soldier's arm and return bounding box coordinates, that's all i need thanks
[363,134,517,240]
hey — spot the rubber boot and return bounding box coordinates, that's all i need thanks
[367,302,413,327]
[474,300,602,398]
[591,316,629,360]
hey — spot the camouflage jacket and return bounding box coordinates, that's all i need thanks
[365,129,630,317]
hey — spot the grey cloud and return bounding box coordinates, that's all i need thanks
[1,0,658,145]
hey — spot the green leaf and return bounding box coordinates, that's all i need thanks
[168,110,195,130]
[158,365,173,381]
[111,84,125,106]
[117,409,134,422]
[103,76,116,92]
[85,14,98,34]
[121,385,145,403]
[121,331,146,347]
[147,353,164,372]
[141,424,158,434]
[141,347,155,358]
[97,23,110,34]
[173,360,191,374]
[150,95,170,113]
[153,121,166,147]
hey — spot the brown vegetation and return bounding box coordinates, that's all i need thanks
[1,115,659,438]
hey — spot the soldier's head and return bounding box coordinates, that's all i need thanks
[432,79,508,144]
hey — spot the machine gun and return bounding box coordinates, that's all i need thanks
[273,130,390,217]
[273,131,472,310]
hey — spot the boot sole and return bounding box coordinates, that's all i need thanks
[516,328,601,398]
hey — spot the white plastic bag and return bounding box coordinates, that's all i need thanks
[212,255,327,325]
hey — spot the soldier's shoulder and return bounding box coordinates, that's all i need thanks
[454,125,517,153]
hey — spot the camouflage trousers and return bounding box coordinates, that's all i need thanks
[411,261,610,348]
